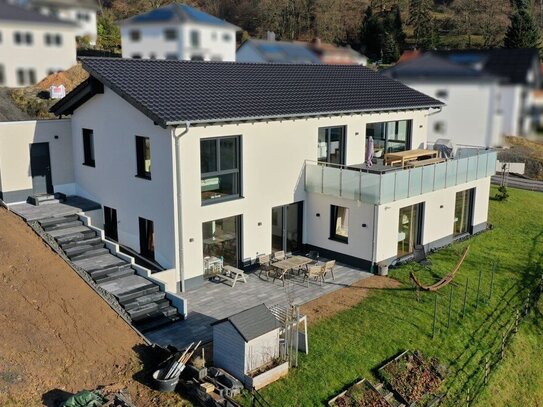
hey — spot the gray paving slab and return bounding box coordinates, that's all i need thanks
[98,274,153,295]
[9,196,101,222]
[147,263,372,349]
[72,253,126,272]
[47,225,91,238]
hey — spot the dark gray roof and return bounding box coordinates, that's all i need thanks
[120,3,240,30]
[0,1,76,25]
[213,304,281,342]
[384,54,497,82]
[237,40,322,64]
[431,48,540,85]
[51,57,443,126]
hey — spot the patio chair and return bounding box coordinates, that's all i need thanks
[257,254,276,280]
[304,265,325,287]
[323,260,336,281]
[272,250,285,262]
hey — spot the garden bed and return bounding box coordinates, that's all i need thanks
[378,350,445,406]
[244,361,289,390]
[328,379,393,407]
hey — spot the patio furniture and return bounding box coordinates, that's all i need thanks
[384,149,439,167]
[307,250,319,264]
[203,256,223,279]
[323,260,336,280]
[220,265,248,288]
[304,265,325,287]
[405,157,446,168]
[257,254,276,280]
[272,250,286,262]
[272,255,313,286]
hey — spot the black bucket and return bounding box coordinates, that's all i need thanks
[152,368,180,392]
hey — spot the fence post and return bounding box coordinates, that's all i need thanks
[501,331,506,359]
[433,294,438,339]
[489,262,496,301]
[484,356,490,385]
[466,387,470,407]
[514,309,520,334]
[525,294,530,316]
[447,285,454,329]
[475,269,482,309]
[462,278,469,318]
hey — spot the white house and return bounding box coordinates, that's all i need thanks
[27,0,99,45]
[0,58,496,294]
[384,54,503,147]
[432,49,541,137]
[119,3,240,62]
[0,1,77,87]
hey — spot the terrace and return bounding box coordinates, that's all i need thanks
[305,146,497,204]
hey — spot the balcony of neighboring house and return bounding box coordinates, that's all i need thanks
[305,145,497,205]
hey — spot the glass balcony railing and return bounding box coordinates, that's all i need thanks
[305,148,497,205]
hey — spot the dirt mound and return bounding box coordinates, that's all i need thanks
[35,64,89,92]
[0,208,188,406]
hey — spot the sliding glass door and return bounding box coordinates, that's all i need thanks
[397,203,423,257]
[366,120,412,154]
[272,202,303,254]
[454,189,474,236]
[202,215,241,267]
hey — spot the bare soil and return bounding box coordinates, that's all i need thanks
[300,276,401,325]
[0,208,189,406]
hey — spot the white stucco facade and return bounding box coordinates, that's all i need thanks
[120,21,237,62]
[0,19,77,87]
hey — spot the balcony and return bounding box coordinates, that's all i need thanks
[305,147,497,205]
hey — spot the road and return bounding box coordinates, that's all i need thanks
[492,174,543,192]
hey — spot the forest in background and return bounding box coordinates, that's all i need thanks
[93,0,543,63]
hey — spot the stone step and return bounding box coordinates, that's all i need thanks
[47,225,92,238]
[135,312,181,333]
[38,214,79,228]
[73,254,126,272]
[128,299,170,321]
[39,199,61,206]
[56,230,97,245]
[114,284,160,304]
[121,291,166,310]
[64,243,105,258]
[60,236,102,250]
[69,247,110,261]
[43,220,83,232]
[93,267,135,284]
[88,263,132,280]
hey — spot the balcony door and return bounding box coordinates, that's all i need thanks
[366,120,412,155]
[272,202,303,254]
[318,126,345,165]
[397,203,423,257]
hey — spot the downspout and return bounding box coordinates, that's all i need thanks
[371,204,378,274]
[172,122,190,292]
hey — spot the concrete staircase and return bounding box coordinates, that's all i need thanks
[27,192,66,206]
[38,214,181,333]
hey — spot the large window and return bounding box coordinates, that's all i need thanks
[318,126,345,165]
[190,30,200,47]
[82,128,95,167]
[14,32,32,45]
[16,68,36,86]
[330,205,349,243]
[202,215,240,267]
[200,136,240,203]
[398,203,423,257]
[366,120,412,155]
[454,189,474,236]
[135,136,151,179]
[44,33,62,46]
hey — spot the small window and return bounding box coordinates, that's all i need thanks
[14,32,22,44]
[0,65,5,85]
[16,69,25,85]
[131,54,142,59]
[190,30,200,47]
[82,128,95,167]
[0,31,3,44]
[165,53,178,60]
[25,32,33,45]
[129,30,140,42]
[28,69,36,85]
[164,28,177,41]
[436,89,448,99]
[434,121,447,134]
[223,33,232,42]
[139,217,155,260]
[191,54,204,61]
[45,33,52,45]
[135,136,151,179]
[330,205,349,243]
[55,34,62,45]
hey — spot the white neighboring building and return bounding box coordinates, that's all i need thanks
[0,1,77,87]
[119,3,240,61]
[384,54,504,147]
[0,58,496,294]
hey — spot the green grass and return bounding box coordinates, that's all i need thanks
[251,186,543,406]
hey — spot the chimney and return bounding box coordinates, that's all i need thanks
[266,31,276,41]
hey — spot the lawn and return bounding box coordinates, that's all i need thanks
[252,186,543,406]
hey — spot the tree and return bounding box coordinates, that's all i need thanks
[361,4,405,62]
[382,31,400,62]
[453,0,509,48]
[408,0,433,49]
[504,0,541,49]
[96,11,121,52]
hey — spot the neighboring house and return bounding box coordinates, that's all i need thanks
[236,39,322,64]
[384,54,503,147]
[236,37,367,65]
[0,58,496,295]
[27,0,99,45]
[212,304,281,383]
[432,48,541,137]
[0,1,77,87]
[119,3,240,61]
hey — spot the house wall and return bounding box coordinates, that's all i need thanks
[213,322,246,380]
[36,5,97,44]
[403,80,503,147]
[175,110,430,289]
[120,22,237,61]
[70,87,176,269]
[245,329,280,375]
[0,119,74,203]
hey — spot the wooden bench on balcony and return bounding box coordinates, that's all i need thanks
[405,157,446,168]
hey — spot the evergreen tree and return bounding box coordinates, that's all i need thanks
[382,32,400,63]
[408,0,434,49]
[361,5,405,63]
[504,0,540,49]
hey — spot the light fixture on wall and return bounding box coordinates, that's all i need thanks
[316,213,320,217]
[189,238,194,242]
[257,222,262,226]
[440,205,444,209]
[54,135,59,139]
[361,223,367,228]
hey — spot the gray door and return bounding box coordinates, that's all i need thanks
[30,143,53,195]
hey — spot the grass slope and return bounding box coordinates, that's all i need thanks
[254,186,543,406]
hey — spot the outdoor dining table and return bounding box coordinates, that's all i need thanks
[272,255,314,285]
[384,149,439,167]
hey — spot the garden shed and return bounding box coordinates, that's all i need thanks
[212,304,284,387]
